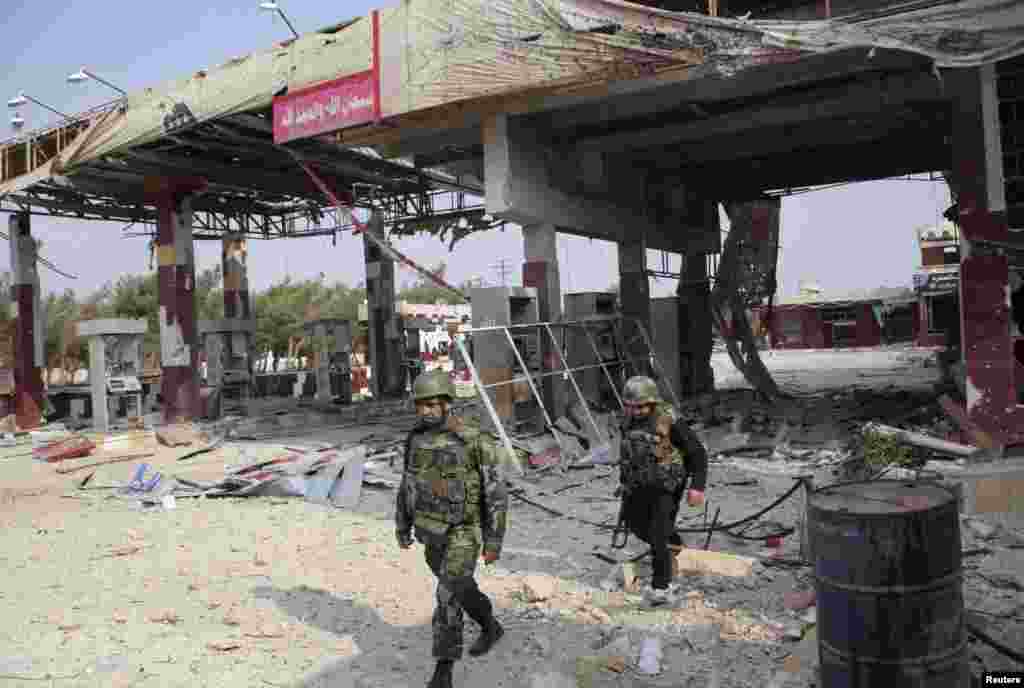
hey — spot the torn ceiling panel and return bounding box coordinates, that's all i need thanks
[755,0,1024,67]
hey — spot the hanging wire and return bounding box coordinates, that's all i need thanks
[0,228,78,279]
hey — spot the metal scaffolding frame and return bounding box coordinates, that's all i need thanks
[0,185,492,241]
[454,316,678,474]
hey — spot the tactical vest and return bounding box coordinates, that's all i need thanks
[408,429,483,536]
[621,413,687,493]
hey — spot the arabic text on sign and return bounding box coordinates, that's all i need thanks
[280,94,374,129]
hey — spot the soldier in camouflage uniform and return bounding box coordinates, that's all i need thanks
[618,376,708,606]
[396,370,509,688]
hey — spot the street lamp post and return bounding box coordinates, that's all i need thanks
[7,92,72,131]
[67,67,128,96]
[259,2,300,39]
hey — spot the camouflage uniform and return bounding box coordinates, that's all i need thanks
[619,378,708,590]
[396,413,509,661]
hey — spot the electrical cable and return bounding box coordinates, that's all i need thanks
[0,229,78,279]
[966,622,1024,665]
[673,479,805,534]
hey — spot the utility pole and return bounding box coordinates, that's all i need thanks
[490,258,513,286]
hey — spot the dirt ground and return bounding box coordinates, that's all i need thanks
[1,347,1021,687]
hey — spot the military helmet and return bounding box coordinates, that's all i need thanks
[623,376,660,405]
[413,369,455,401]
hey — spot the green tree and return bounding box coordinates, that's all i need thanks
[396,261,467,305]
[253,277,366,361]
[43,289,86,371]
[195,265,223,322]
[87,266,223,355]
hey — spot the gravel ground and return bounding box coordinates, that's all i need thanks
[0,348,1020,687]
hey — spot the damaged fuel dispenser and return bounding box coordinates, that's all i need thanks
[76,319,147,432]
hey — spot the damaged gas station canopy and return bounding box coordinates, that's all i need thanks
[9,0,1023,184]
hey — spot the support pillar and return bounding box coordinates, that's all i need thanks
[222,232,251,320]
[677,252,715,397]
[222,232,254,403]
[618,239,653,378]
[363,212,404,400]
[946,64,1024,442]
[522,223,566,417]
[150,181,204,422]
[9,212,44,429]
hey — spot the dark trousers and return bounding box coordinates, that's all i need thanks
[624,486,684,589]
[423,527,494,660]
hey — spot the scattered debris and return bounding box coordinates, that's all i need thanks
[33,435,95,463]
[862,421,977,458]
[206,640,242,652]
[92,544,144,560]
[147,609,181,625]
[521,575,558,603]
[156,424,201,448]
[783,589,817,611]
[55,451,156,475]
[636,636,663,676]
[674,549,756,578]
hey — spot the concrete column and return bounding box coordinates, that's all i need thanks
[222,232,254,395]
[947,64,1024,442]
[87,338,108,432]
[522,223,566,417]
[9,212,44,429]
[618,239,652,378]
[363,212,404,400]
[222,232,250,320]
[677,252,715,397]
[154,192,201,422]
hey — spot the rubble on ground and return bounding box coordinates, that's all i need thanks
[1,349,1021,686]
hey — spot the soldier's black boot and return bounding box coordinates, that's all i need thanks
[427,660,453,688]
[468,617,504,657]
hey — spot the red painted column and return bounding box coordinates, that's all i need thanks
[148,181,205,422]
[8,211,44,429]
[222,233,250,320]
[947,65,1024,442]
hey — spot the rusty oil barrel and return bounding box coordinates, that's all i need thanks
[808,480,969,688]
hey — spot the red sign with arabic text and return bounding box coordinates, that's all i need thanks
[272,71,377,144]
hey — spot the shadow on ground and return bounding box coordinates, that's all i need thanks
[252,581,792,688]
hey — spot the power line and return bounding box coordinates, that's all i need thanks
[490,258,513,286]
[0,229,78,279]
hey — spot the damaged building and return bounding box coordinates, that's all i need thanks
[1,0,1024,685]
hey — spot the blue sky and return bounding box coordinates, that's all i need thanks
[1,1,951,301]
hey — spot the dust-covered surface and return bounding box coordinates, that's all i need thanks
[1,348,1022,687]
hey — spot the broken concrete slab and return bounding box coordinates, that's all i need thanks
[674,549,756,578]
[521,574,558,603]
[156,424,199,447]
